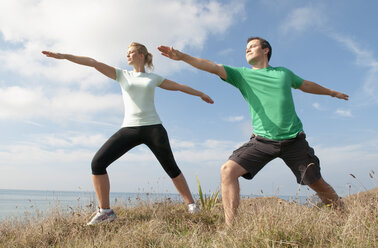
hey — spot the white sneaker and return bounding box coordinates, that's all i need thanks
[188,203,200,214]
[86,208,117,226]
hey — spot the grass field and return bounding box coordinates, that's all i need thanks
[0,187,376,248]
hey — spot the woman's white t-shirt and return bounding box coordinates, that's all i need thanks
[115,68,165,127]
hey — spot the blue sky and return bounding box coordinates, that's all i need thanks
[0,0,377,197]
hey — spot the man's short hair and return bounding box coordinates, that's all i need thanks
[247,37,272,61]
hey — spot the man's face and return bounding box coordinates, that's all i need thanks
[245,39,267,65]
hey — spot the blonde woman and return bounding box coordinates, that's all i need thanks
[42,42,213,225]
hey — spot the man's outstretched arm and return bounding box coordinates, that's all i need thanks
[158,46,227,80]
[299,80,349,100]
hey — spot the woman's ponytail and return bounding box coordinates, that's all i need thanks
[145,52,154,71]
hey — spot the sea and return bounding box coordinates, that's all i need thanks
[0,189,311,223]
[0,189,183,222]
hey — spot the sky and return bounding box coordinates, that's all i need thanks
[0,0,377,198]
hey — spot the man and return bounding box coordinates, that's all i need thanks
[158,37,348,225]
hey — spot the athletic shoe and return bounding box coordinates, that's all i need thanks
[188,203,200,214]
[86,208,117,226]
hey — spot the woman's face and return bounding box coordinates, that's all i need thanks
[127,46,144,66]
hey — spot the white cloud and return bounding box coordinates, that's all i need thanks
[170,139,195,149]
[280,5,378,106]
[0,0,245,85]
[170,138,241,164]
[330,34,377,68]
[0,136,239,168]
[0,1,247,192]
[42,133,108,148]
[224,115,245,122]
[280,6,326,34]
[312,102,321,110]
[0,86,122,121]
[330,34,378,104]
[314,143,378,192]
[0,135,236,191]
[217,48,235,57]
[0,0,245,126]
[335,109,352,117]
[1,134,377,194]
[49,89,122,120]
[203,139,238,149]
[0,144,92,166]
[0,86,46,119]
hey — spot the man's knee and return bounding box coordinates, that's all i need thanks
[309,178,338,197]
[221,160,246,181]
[220,162,232,178]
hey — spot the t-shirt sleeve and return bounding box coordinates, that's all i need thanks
[287,69,304,89]
[220,65,243,88]
[115,68,123,82]
[115,68,128,89]
[153,73,165,86]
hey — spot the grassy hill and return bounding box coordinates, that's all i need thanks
[0,188,377,247]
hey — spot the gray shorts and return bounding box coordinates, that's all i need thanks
[229,132,321,185]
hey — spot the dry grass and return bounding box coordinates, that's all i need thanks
[0,188,376,248]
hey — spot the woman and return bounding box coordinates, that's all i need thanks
[42,42,214,225]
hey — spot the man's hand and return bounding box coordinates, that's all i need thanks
[200,93,214,104]
[158,45,227,79]
[157,46,183,61]
[42,51,64,59]
[331,90,349,101]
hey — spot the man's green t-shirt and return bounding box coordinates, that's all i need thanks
[222,65,304,140]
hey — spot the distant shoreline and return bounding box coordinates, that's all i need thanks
[0,188,314,222]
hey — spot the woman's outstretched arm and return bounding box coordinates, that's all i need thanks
[159,79,214,104]
[42,51,116,80]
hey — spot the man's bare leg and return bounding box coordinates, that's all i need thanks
[309,177,343,209]
[221,160,248,226]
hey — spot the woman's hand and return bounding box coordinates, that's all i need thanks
[42,51,65,59]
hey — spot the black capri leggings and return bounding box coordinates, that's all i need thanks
[91,124,181,178]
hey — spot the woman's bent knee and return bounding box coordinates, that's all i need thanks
[167,168,181,179]
[91,157,107,175]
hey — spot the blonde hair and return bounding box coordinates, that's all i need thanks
[129,42,154,71]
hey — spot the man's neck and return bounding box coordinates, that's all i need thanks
[250,60,269,70]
